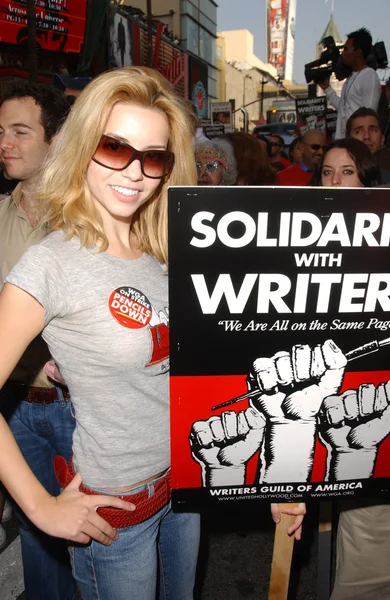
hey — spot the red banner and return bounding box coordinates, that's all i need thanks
[0,0,87,54]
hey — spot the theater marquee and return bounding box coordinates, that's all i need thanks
[0,0,87,54]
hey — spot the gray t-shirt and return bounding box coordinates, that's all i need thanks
[6,231,170,488]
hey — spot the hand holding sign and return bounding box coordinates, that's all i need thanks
[189,407,265,487]
[320,381,390,480]
[247,340,347,482]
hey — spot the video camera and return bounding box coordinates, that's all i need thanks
[305,35,388,84]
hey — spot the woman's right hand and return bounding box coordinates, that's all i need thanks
[30,472,136,545]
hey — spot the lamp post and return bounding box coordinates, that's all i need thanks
[243,73,251,108]
[260,76,268,122]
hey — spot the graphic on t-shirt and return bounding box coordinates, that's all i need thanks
[148,307,170,367]
[108,286,152,329]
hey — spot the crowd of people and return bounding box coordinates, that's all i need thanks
[0,23,389,600]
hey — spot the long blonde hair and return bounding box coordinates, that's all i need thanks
[38,67,196,264]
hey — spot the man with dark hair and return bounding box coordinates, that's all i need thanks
[268,134,291,172]
[2,80,70,142]
[346,107,390,175]
[0,81,74,600]
[318,28,381,139]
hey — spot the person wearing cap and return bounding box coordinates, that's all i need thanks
[195,138,237,186]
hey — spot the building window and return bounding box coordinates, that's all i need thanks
[181,0,199,20]
[208,76,217,98]
[182,16,199,55]
[199,0,217,22]
[199,28,215,64]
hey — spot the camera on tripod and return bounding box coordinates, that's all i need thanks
[305,35,388,84]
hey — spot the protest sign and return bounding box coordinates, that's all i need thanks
[296,97,327,134]
[202,124,225,139]
[325,109,337,139]
[210,102,233,132]
[169,187,390,508]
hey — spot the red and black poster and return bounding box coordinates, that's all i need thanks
[168,186,390,508]
[0,0,87,54]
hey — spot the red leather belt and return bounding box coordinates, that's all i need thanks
[2,382,70,404]
[54,456,171,529]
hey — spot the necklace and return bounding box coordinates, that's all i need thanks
[343,67,367,108]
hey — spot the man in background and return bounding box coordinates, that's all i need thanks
[318,28,381,139]
[278,129,326,186]
[346,107,390,180]
[0,81,74,600]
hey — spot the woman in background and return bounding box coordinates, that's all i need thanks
[288,136,303,165]
[195,137,237,186]
[314,136,385,600]
[312,137,381,187]
[225,131,277,185]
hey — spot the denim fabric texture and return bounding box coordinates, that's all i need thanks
[70,474,200,600]
[4,388,75,600]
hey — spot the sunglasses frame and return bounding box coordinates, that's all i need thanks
[92,135,175,179]
[196,160,221,175]
[305,143,326,151]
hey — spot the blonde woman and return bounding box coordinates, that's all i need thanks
[0,67,199,599]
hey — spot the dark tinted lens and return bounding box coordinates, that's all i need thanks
[311,144,325,151]
[94,136,132,169]
[93,135,174,177]
[143,151,172,177]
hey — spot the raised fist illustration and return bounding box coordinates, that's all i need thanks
[246,340,347,483]
[248,339,347,423]
[319,381,390,480]
[189,407,265,487]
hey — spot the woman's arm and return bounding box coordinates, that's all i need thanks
[0,284,135,544]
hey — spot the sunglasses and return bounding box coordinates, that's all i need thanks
[269,142,284,147]
[196,161,222,175]
[92,135,175,179]
[306,143,326,151]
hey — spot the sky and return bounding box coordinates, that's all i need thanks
[217,0,390,84]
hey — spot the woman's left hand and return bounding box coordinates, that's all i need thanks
[270,503,306,541]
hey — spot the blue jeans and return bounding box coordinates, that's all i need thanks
[70,474,200,600]
[5,388,75,600]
